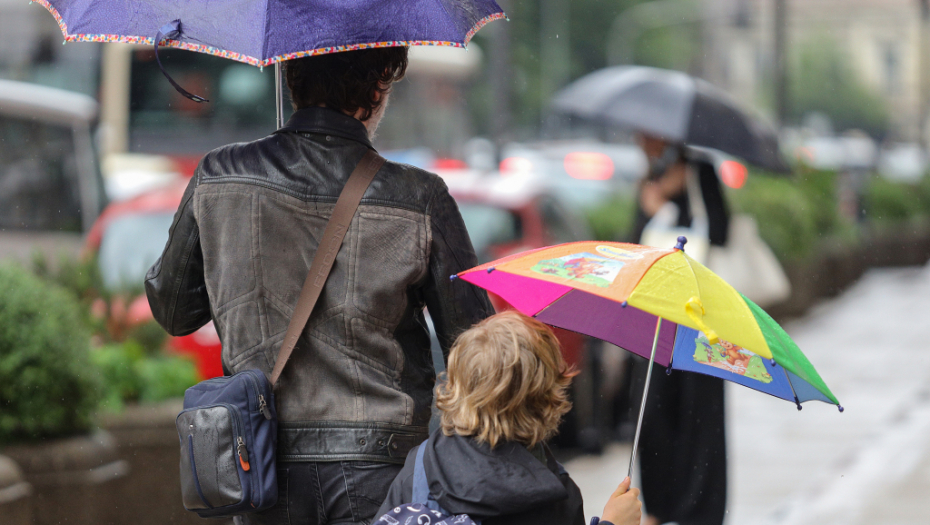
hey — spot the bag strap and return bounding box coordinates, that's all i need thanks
[269,149,385,386]
[412,436,448,514]
[412,440,430,506]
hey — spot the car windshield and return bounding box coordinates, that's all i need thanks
[98,212,174,291]
[129,49,276,155]
[457,203,520,263]
[0,114,83,231]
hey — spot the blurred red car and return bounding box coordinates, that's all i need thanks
[436,168,611,451]
[85,178,224,380]
[438,168,593,368]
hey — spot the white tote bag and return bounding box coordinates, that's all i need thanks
[706,215,791,308]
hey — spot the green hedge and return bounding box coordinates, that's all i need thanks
[584,193,637,242]
[92,341,199,411]
[728,169,857,262]
[584,167,930,264]
[0,264,100,443]
[863,176,930,225]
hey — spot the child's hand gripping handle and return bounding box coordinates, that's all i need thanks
[600,477,642,525]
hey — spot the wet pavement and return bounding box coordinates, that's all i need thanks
[565,263,930,524]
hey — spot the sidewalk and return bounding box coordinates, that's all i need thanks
[566,263,930,524]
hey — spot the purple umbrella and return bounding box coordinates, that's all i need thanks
[35,0,505,124]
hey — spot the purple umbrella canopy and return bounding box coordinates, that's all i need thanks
[36,0,505,67]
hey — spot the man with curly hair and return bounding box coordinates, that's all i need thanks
[146,47,493,525]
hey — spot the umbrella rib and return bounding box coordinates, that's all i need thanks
[679,252,706,311]
[260,0,271,63]
[780,365,803,408]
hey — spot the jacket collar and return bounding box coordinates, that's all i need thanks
[276,107,373,149]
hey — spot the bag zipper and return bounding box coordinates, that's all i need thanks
[243,370,273,420]
[220,403,251,473]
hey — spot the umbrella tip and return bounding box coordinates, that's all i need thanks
[487,267,496,274]
[675,236,688,251]
[449,274,458,281]
[770,358,777,367]
[621,301,628,308]
[838,405,845,413]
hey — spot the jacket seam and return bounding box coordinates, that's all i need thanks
[166,228,201,335]
[199,176,426,214]
[277,454,407,464]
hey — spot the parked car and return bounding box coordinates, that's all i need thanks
[498,140,647,211]
[0,79,106,263]
[436,168,612,451]
[85,177,224,380]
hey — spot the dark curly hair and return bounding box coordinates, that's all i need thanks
[285,47,408,121]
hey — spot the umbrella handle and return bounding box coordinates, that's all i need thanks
[628,317,663,480]
[154,20,209,103]
[275,62,285,129]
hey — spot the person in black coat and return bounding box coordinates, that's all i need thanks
[628,134,728,525]
[377,311,642,525]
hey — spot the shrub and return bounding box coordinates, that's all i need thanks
[727,175,820,261]
[91,341,199,411]
[0,264,100,444]
[135,355,200,403]
[585,193,638,241]
[91,342,145,411]
[864,176,925,225]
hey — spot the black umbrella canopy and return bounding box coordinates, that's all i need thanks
[551,66,790,173]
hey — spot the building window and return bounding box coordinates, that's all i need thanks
[882,42,899,95]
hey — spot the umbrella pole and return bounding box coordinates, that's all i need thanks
[275,62,284,129]
[627,317,663,480]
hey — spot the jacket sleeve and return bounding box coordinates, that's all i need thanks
[144,173,211,336]
[423,182,494,359]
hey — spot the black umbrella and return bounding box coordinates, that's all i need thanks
[551,66,791,173]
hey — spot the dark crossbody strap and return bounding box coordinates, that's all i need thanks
[269,149,385,386]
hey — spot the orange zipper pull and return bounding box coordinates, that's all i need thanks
[237,437,251,472]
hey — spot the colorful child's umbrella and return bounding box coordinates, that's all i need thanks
[455,237,841,478]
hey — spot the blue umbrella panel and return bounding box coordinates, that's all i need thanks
[670,326,833,406]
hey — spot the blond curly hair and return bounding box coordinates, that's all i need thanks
[435,311,577,449]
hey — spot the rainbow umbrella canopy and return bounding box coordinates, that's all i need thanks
[456,238,841,473]
[457,238,842,410]
[458,238,840,408]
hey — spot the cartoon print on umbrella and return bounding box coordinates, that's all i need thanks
[692,336,773,383]
[532,252,628,288]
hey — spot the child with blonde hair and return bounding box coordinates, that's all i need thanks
[376,311,641,525]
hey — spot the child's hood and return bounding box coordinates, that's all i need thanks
[423,432,571,518]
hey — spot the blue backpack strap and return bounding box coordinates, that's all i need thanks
[411,440,430,505]
[412,436,447,513]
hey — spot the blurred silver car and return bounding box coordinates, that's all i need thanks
[0,79,105,262]
[499,140,647,210]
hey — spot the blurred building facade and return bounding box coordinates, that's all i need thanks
[704,0,926,140]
